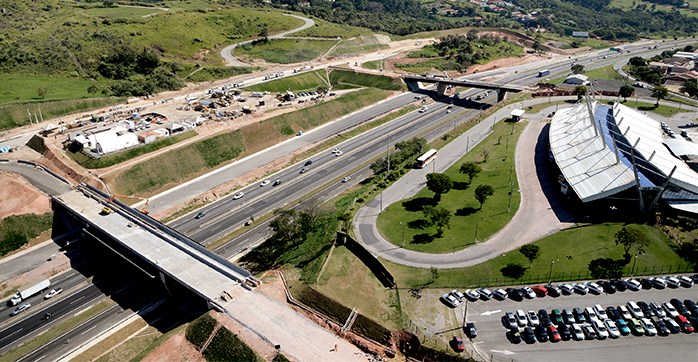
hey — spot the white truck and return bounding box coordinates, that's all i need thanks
[419,105,429,113]
[10,279,50,306]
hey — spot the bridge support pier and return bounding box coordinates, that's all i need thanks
[497,89,508,103]
[405,81,422,91]
[436,82,448,96]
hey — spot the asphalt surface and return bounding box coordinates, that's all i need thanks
[0,242,63,285]
[0,161,72,196]
[463,284,698,362]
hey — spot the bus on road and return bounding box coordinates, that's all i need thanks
[538,69,550,77]
[416,149,437,168]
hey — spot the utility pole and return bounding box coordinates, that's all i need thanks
[401,222,405,247]
[630,251,639,277]
[605,206,617,248]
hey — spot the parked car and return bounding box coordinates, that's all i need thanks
[441,293,460,308]
[450,290,465,302]
[663,276,681,288]
[671,298,689,316]
[505,312,517,328]
[624,279,641,291]
[651,302,666,318]
[535,324,549,342]
[594,305,608,321]
[520,286,536,299]
[492,288,508,300]
[573,283,588,295]
[557,323,572,341]
[606,306,621,321]
[516,310,528,327]
[538,309,552,327]
[527,310,540,327]
[610,279,628,291]
[561,309,575,325]
[593,320,609,339]
[649,277,666,289]
[584,282,602,295]
[615,318,631,335]
[628,318,645,336]
[559,284,574,294]
[638,301,653,318]
[550,309,564,325]
[522,327,537,344]
[684,299,698,317]
[597,280,616,294]
[618,305,632,320]
[452,335,465,352]
[655,319,670,336]
[676,314,694,333]
[506,287,524,301]
[663,317,681,334]
[686,315,698,330]
[464,322,477,339]
[663,302,679,318]
[571,323,585,340]
[547,325,561,342]
[637,278,653,289]
[477,288,493,300]
[640,318,657,336]
[604,320,620,338]
[465,289,481,301]
[544,284,561,297]
[582,324,597,340]
[533,285,548,297]
[627,301,644,320]
[573,307,587,323]
[584,307,599,323]
[509,327,522,344]
[677,275,693,288]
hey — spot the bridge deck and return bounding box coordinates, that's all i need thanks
[56,190,243,305]
[401,75,528,92]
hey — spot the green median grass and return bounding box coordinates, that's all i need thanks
[384,222,688,288]
[376,120,525,254]
[245,70,329,93]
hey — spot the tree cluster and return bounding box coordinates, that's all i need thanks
[370,137,427,175]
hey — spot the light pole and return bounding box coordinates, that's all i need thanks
[605,206,617,248]
[548,259,559,284]
[630,251,640,277]
[401,222,405,248]
[475,218,484,242]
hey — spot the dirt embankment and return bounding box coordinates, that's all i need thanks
[0,172,52,219]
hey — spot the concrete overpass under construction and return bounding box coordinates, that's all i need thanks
[401,74,530,102]
[52,184,257,312]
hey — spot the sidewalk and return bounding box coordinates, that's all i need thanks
[353,97,581,269]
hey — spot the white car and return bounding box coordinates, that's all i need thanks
[516,310,528,327]
[593,320,609,339]
[650,301,666,318]
[44,288,63,299]
[10,303,31,316]
[492,288,508,300]
[450,290,465,301]
[527,311,540,327]
[571,323,585,340]
[477,288,493,300]
[594,304,608,321]
[573,283,588,295]
[627,301,643,320]
[465,289,481,301]
[640,318,657,336]
[520,286,536,299]
[604,320,621,338]
[559,284,574,294]
[584,307,599,323]
[260,180,270,187]
[677,275,693,287]
[663,276,680,288]
[335,151,344,156]
[441,293,460,308]
[233,192,244,200]
[663,302,679,317]
[624,278,641,291]
[332,148,341,153]
[618,305,632,320]
[584,282,602,294]
[341,177,351,182]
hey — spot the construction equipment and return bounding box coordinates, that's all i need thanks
[108,194,150,215]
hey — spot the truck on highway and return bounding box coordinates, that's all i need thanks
[9,278,51,306]
[538,69,550,77]
[419,105,429,113]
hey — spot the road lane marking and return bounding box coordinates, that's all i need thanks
[490,349,515,355]
[0,328,22,341]
[69,296,85,305]
[481,310,502,316]
[80,325,97,336]
[32,355,45,362]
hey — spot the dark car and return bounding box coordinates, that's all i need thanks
[606,306,622,321]
[557,323,572,341]
[509,327,522,344]
[671,298,689,316]
[687,315,698,330]
[685,300,698,317]
[272,180,282,186]
[464,322,477,339]
[549,309,563,325]
[638,301,653,318]
[598,281,616,294]
[663,317,681,334]
[573,307,587,323]
[538,309,552,327]
[451,335,465,352]
[561,309,575,325]
[523,327,537,344]
[195,211,206,219]
[506,287,524,301]
[610,279,628,291]
[655,319,670,336]
[638,278,653,289]
[544,284,561,297]
[305,160,313,166]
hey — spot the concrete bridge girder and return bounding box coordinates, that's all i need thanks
[436,82,448,96]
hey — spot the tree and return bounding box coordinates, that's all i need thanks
[336,212,352,232]
[652,86,669,106]
[481,148,489,162]
[614,226,650,258]
[619,85,635,101]
[426,173,453,202]
[87,85,99,95]
[628,56,646,67]
[474,184,494,209]
[423,206,452,237]
[588,258,623,279]
[574,85,587,100]
[459,161,481,183]
[37,88,47,99]
[269,209,301,247]
[571,64,585,74]
[430,266,439,283]
[683,78,698,98]
[532,40,543,54]
[519,244,540,268]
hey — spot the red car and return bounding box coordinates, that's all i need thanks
[533,285,548,296]
[452,335,465,352]
[676,315,694,333]
[547,325,561,342]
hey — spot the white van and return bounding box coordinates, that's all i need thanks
[419,105,428,113]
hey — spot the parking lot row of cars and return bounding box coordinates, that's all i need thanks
[502,297,698,344]
[440,275,696,307]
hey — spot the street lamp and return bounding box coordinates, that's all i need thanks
[475,217,484,242]
[548,258,559,284]
[605,206,617,248]
[401,222,405,248]
[630,251,641,278]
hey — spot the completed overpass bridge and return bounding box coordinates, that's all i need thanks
[52,184,258,312]
[401,74,531,102]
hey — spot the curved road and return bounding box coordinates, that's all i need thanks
[220,14,315,67]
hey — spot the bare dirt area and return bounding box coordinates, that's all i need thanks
[0,172,51,219]
[139,332,205,362]
[0,251,70,297]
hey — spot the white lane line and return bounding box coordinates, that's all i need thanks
[0,328,22,341]
[80,325,97,336]
[69,296,85,305]
[32,355,45,362]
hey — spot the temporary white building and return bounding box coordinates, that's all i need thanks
[93,131,139,154]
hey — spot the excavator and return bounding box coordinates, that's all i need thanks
[107,194,150,215]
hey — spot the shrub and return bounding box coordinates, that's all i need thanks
[203,327,261,362]
[185,313,217,349]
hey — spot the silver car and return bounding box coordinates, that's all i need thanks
[10,303,31,316]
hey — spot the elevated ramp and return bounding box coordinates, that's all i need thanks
[401,74,530,102]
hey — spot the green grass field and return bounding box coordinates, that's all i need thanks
[245,70,329,93]
[82,7,164,18]
[0,213,53,257]
[234,38,338,64]
[327,34,390,58]
[376,120,525,253]
[604,100,690,117]
[292,18,374,39]
[384,222,687,288]
[329,69,404,91]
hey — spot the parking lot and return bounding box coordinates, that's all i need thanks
[456,284,697,362]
